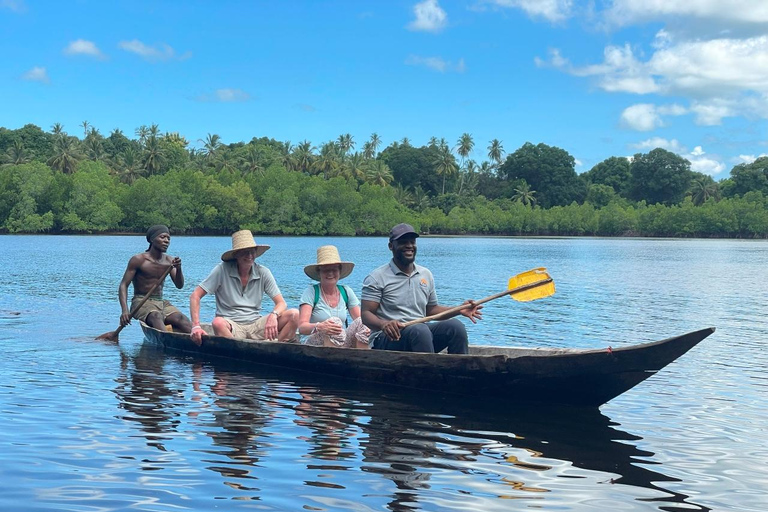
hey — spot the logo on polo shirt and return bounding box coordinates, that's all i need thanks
[420,278,428,288]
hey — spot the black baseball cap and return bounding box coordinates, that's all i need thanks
[389,223,419,241]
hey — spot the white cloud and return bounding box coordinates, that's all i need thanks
[118,40,186,61]
[605,0,768,26]
[21,66,49,84]
[63,39,105,59]
[485,0,572,23]
[407,0,447,33]
[195,88,251,103]
[733,153,768,164]
[549,36,768,99]
[405,55,466,73]
[685,146,726,176]
[630,137,686,153]
[621,104,662,131]
[1,0,25,13]
[620,103,688,131]
[630,139,726,176]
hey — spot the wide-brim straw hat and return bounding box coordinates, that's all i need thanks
[221,230,271,261]
[304,245,355,281]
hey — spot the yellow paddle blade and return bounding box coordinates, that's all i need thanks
[507,268,556,302]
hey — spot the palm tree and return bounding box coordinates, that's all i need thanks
[365,160,393,186]
[362,141,375,160]
[433,144,458,195]
[241,145,264,177]
[428,136,439,147]
[456,133,474,168]
[164,131,188,147]
[117,147,145,184]
[292,140,316,173]
[135,125,149,145]
[148,123,160,138]
[394,184,414,207]
[335,134,354,161]
[84,135,105,161]
[2,140,31,166]
[215,150,238,174]
[343,152,367,182]
[412,185,431,211]
[512,181,537,207]
[400,137,411,148]
[80,120,89,139]
[314,142,341,178]
[110,128,123,138]
[457,160,479,196]
[479,161,495,175]
[691,177,720,205]
[369,133,381,156]
[48,136,82,174]
[487,139,504,167]
[142,135,164,175]
[51,123,64,136]
[201,133,222,163]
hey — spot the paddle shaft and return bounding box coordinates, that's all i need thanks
[401,277,553,327]
[112,264,174,336]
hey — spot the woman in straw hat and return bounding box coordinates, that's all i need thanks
[298,245,370,349]
[189,230,299,345]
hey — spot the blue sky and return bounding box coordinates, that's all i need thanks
[3,0,767,177]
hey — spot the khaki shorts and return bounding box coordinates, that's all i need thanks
[131,296,181,323]
[225,315,271,340]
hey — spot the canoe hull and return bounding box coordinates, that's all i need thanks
[141,324,715,408]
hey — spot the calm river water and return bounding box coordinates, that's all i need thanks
[1,235,766,511]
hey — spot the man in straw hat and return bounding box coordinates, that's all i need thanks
[361,223,482,354]
[189,230,299,345]
[297,245,370,348]
[117,225,192,333]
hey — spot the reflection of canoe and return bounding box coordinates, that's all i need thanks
[141,323,714,407]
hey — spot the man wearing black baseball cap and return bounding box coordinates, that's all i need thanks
[360,223,482,354]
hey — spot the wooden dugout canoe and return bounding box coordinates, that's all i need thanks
[141,323,715,408]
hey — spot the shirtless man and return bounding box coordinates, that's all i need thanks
[118,225,192,333]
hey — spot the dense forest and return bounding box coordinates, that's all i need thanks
[1,122,767,237]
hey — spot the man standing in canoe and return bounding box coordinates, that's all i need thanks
[118,225,192,333]
[189,230,300,345]
[361,223,482,354]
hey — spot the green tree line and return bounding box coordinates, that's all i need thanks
[2,122,768,237]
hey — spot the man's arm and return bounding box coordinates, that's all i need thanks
[189,285,208,344]
[118,255,141,327]
[362,299,403,340]
[169,256,184,289]
[264,293,288,340]
[425,302,483,323]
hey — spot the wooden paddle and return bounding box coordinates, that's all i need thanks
[96,264,174,342]
[402,268,555,327]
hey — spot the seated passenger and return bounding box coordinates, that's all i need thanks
[189,230,299,345]
[298,245,370,349]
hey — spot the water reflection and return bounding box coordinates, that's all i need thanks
[113,344,181,456]
[112,340,710,511]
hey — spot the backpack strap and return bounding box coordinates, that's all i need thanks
[337,284,349,308]
[313,284,320,307]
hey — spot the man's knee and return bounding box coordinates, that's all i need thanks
[211,317,231,335]
[401,324,435,353]
[280,308,299,327]
[442,318,468,353]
